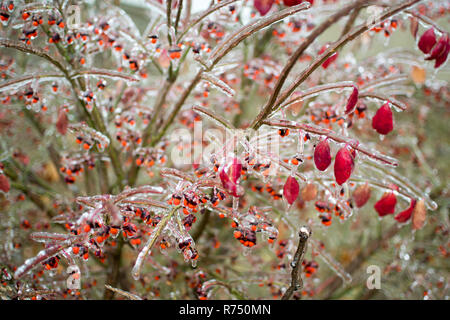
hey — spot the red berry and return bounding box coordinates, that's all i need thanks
[283,176,299,205]
[374,192,397,217]
[372,102,394,135]
[334,146,354,185]
[314,139,331,171]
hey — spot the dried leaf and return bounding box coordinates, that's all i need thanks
[410,17,418,39]
[301,183,317,202]
[40,162,60,183]
[56,109,68,135]
[352,182,371,208]
[412,199,426,230]
[410,66,426,85]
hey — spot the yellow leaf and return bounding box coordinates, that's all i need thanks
[411,66,426,85]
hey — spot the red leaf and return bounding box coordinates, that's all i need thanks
[228,158,242,184]
[283,176,299,205]
[374,192,397,217]
[394,199,416,223]
[345,86,359,114]
[372,102,393,135]
[426,33,448,61]
[283,0,302,6]
[334,146,354,185]
[0,174,10,193]
[313,139,331,171]
[254,0,274,16]
[319,44,338,69]
[418,28,436,54]
[219,169,242,197]
[431,33,450,69]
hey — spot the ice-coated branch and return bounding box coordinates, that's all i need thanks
[14,242,70,279]
[131,206,179,280]
[252,0,422,129]
[263,119,399,166]
[193,105,234,130]
[0,39,68,76]
[0,74,65,93]
[272,81,357,116]
[70,68,140,82]
[281,226,311,300]
[152,2,311,146]
[210,2,311,64]
[250,0,371,129]
[359,92,407,111]
[104,285,143,300]
[176,0,241,43]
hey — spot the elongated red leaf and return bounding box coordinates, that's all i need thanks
[334,146,354,185]
[372,102,394,135]
[345,86,359,114]
[314,139,331,171]
[283,176,299,205]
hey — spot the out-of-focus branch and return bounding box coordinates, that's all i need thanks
[317,224,400,299]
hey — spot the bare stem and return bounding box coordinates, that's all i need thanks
[281,226,311,300]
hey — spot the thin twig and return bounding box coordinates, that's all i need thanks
[104,285,143,300]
